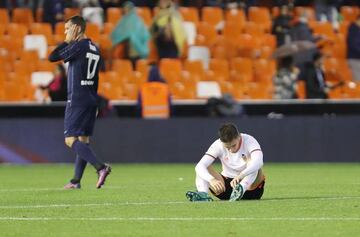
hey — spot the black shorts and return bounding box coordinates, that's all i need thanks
[64,104,97,137]
[210,175,265,201]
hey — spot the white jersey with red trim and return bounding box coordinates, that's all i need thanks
[205,133,262,178]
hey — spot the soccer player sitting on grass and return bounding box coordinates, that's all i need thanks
[49,16,111,189]
[186,123,265,201]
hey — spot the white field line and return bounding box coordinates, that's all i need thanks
[0,217,359,221]
[1,196,360,209]
[0,201,187,209]
[0,186,129,192]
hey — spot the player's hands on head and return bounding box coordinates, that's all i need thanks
[210,178,225,195]
[65,25,80,43]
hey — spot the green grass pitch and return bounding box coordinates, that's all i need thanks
[0,163,359,237]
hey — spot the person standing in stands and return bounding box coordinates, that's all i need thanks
[347,15,360,81]
[110,1,150,68]
[138,65,171,118]
[304,52,329,99]
[272,5,292,47]
[150,0,186,59]
[42,0,64,30]
[49,15,111,189]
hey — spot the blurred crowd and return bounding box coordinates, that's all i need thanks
[0,0,360,108]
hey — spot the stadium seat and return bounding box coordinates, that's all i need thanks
[253,59,276,83]
[248,7,272,32]
[106,7,122,24]
[243,22,266,37]
[179,7,200,26]
[208,58,229,81]
[24,35,48,59]
[195,22,218,47]
[211,35,237,60]
[103,22,115,35]
[184,60,205,81]
[85,23,101,43]
[3,80,26,101]
[159,58,182,83]
[123,83,138,100]
[294,6,316,22]
[64,8,81,20]
[54,22,65,43]
[340,6,359,22]
[30,23,54,46]
[296,80,306,99]
[37,60,56,72]
[183,21,196,45]
[111,59,133,83]
[12,8,34,27]
[1,35,23,61]
[0,9,9,25]
[99,35,112,62]
[222,21,243,40]
[0,24,6,35]
[201,7,224,29]
[311,22,336,40]
[237,34,262,58]
[230,57,253,82]
[339,21,350,37]
[225,8,246,25]
[7,23,29,39]
[187,46,210,70]
[135,59,150,78]
[136,7,152,27]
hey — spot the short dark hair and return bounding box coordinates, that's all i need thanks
[218,123,239,143]
[66,15,86,33]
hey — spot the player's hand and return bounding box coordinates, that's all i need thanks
[65,25,79,43]
[230,176,241,188]
[209,178,225,195]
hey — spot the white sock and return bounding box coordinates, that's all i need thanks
[239,171,258,192]
[195,174,210,193]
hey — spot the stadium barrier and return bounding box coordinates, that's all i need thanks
[0,116,359,163]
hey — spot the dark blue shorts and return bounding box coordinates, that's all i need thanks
[64,105,97,137]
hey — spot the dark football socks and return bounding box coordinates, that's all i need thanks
[71,140,104,171]
[71,155,87,184]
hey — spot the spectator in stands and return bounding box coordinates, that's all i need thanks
[304,52,329,99]
[314,0,340,22]
[272,5,292,46]
[273,56,300,99]
[138,65,172,118]
[110,1,150,67]
[347,15,360,81]
[290,13,320,68]
[41,64,68,102]
[42,0,64,29]
[150,0,186,59]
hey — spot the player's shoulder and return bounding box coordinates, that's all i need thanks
[79,39,99,52]
[211,138,222,147]
[241,133,259,144]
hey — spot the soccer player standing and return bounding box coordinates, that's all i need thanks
[186,123,265,201]
[49,16,111,189]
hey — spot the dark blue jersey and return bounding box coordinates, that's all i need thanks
[49,39,101,107]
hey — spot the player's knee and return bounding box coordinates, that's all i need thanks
[65,137,77,148]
